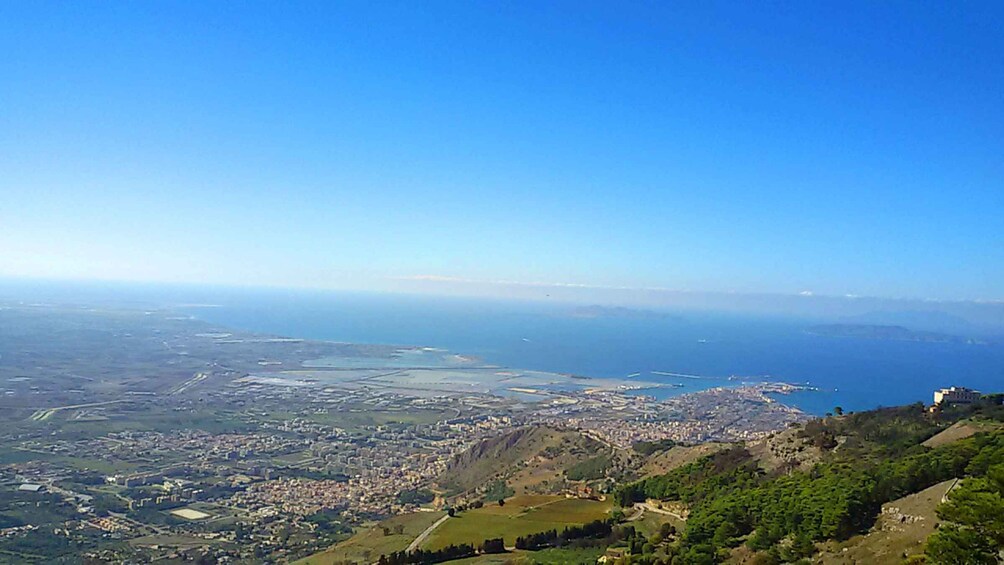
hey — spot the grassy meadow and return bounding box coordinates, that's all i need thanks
[423,495,612,551]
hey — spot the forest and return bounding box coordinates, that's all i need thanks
[614,398,1004,563]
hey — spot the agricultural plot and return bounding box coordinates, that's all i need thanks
[423,495,612,551]
[296,511,447,565]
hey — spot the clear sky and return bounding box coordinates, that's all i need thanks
[2,1,1002,302]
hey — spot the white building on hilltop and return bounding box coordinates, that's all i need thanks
[934,386,981,406]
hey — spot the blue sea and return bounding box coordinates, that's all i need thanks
[178,289,1004,416]
[3,280,1001,416]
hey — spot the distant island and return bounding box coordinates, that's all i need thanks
[807,323,983,344]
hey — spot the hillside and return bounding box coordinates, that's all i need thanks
[305,398,1004,565]
[612,396,1004,564]
[439,425,613,497]
[922,418,1004,448]
[638,443,729,478]
[745,426,823,474]
[294,511,446,565]
[813,479,956,564]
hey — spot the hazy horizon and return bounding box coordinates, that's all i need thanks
[4,275,1004,335]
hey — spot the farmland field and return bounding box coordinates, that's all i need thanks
[423,495,612,551]
[296,511,446,565]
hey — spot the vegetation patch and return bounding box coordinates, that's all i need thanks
[296,511,446,565]
[481,480,514,502]
[423,495,612,551]
[632,439,678,456]
[565,455,612,481]
[613,398,1004,563]
[397,488,436,505]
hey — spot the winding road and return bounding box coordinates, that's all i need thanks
[406,514,451,552]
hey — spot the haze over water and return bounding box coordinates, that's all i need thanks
[188,290,1004,416]
[3,279,998,416]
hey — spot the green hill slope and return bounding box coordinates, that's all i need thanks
[612,395,1004,564]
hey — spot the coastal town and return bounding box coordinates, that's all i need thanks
[0,302,869,564]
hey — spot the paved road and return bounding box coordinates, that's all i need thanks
[406,514,450,552]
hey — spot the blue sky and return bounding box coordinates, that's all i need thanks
[1,1,1002,301]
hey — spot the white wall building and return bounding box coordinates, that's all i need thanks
[934,386,981,405]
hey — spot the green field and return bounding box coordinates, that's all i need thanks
[423,495,612,551]
[629,510,683,541]
[295,511,446,565]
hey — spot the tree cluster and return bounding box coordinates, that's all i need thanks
[396,489,435,505]
[377,543,476,564]
[926,461,1004,563]
[615,418,1004,562]
[514,519,613,550]
[632,439,678,456]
